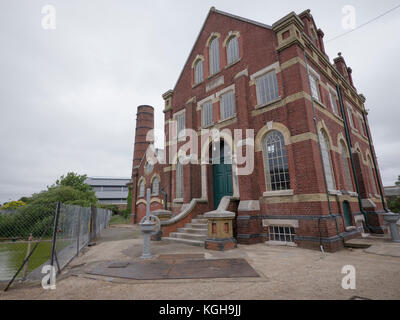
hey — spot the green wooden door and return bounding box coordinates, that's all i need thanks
[343,201,352,227]
[212,143,233,209]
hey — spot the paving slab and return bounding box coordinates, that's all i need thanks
[87,258,259,280]
[364,243,400,258]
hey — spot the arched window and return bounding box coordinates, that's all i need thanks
[139,179,145,198]
[227,36,239,65]
[367,156,377,195]
[194,59,203,84]
[340,141,353,191]
[152,177,160,196]
[319,130,335,190]
[262,131,290,191]
[176,160,183,199]
[209,37,220,75]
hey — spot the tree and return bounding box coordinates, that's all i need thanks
[54,172,93,194]
[395,175,400,186]
[0,200,26,211]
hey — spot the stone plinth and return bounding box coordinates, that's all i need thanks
[204,211,237,251]
[151,209,172,241]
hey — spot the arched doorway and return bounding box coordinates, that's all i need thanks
[342,201,353,227]
[212,141,233,209]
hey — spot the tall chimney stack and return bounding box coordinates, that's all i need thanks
[132,105,154,168]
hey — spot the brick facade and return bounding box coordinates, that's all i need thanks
[130,8,387,252]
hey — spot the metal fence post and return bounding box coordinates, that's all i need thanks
[50,202,61,269]
[89,205,97,244]
[76,206,81,255]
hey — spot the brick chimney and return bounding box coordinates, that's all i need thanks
[132,105,154,168]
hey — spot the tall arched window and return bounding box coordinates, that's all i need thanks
[340,141,353,191]
[194,59,203,84]
[319,130,335,190]
[176,160,183,199]
[152,176,160,196]
[367,155,377,195]
[139,179,145,198]
[209,37,220,75]
[227,36,239,65]
[262,131,290,191]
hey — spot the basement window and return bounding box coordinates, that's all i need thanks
[268,226,295,243]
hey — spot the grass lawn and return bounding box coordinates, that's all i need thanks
[109,215,130,225]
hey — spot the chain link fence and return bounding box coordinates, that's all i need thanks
[0,203,111,290]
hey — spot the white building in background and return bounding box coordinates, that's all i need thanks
[85,177,131,209]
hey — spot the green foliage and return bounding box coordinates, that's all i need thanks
[126,187,132,215]
[395,175,400,186]
[97,204,120,216]
[0,200,26,211]
[0,172,98,238]
[388,196,400,213]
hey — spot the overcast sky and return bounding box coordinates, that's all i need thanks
[0,0,399,203]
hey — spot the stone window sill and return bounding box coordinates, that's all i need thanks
[224,58,241,69]
[314,99,327,109]
[173,198,183,203]
[192,80,204,89]
[202,123,214,129]
[328,189,342,195]
[263,189,294,197]
[208,71,222,80]
[255,97,282,110]
[218,114,236,124]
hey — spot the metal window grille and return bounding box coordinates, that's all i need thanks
[319,130,336,190]
[176,160,183,199]
[227,36,239,65]
[209,37,220,75]
[202,101,213,127]
[256,71,279,105]
[340,142,353,192]
[220,90,235,120]
[194,60,203,84]
[269,226,296,243]
[262,130,290,191]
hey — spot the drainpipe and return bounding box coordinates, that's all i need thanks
[361,111,390,213]
[303,51,341,248]
[336,85,374,232]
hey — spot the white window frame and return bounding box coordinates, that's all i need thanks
[308,67,321,102]
[346,103,354,128]
[220,90,236,120]
[340,141,353,192]
[254,71,279,106]
[319,130,336,191]
[209,37,220,76]
[176,160,183,199]
[194,59,203,84]
[174,110,186,140]
[201,100,214,128]
[138,179,145,198]
[151,176,160,196]
[227,36,239,65]
[329,88,339,116]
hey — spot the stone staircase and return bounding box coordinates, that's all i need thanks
[162,215,208,247]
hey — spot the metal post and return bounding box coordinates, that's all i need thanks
[50,202,61,268]
[140,188,155,259]
[22,234,32,280]
[77,206,81,255]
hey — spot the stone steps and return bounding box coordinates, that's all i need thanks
[163,214,208,247]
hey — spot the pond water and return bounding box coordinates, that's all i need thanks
[0,241,52,281]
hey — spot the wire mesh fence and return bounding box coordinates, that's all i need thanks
[0,202,56,282]
[0,203,111,289]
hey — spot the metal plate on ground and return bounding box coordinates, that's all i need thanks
[87,258,259,280]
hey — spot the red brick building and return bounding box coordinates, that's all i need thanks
[130,8,388,252]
